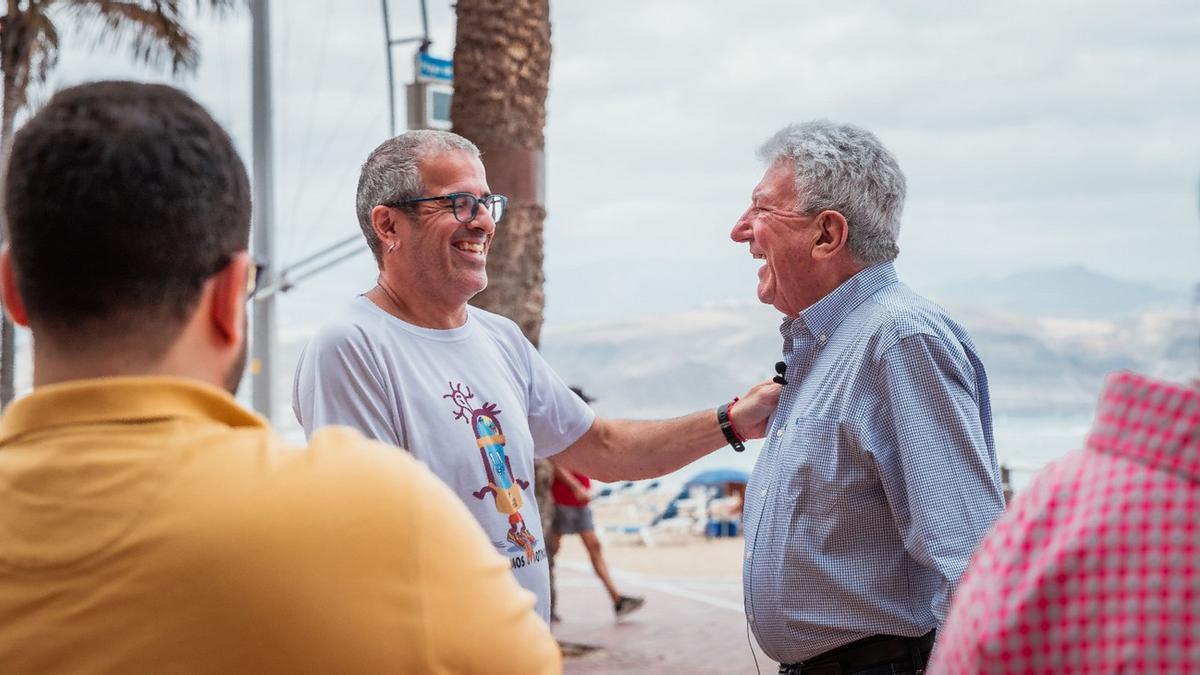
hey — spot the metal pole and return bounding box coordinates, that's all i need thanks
[250,0,276,420]
[253,234,365,301]
[419,0,430,46]
[381,0,396,136]
[255,245,368,302]
[278,232,363,278]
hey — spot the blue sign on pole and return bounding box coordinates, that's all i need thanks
[417,52,453,83]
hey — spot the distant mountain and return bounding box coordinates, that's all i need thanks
[931,265,1190,318]
[268,266,1196,430]
[542,303,785,419]
[542,301,1199,420]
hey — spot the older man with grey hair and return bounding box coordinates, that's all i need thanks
[294,130,782,624]
[730,121,1005,674]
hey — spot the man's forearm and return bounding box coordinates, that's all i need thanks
[553,379,781,481]
[554,410,728,481]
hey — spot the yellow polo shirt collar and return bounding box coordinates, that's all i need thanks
[0,376,267,443]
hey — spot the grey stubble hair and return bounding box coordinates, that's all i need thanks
[757,120,906,265]
[355,129,481,264]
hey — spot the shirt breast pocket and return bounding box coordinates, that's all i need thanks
[777,415,873,518]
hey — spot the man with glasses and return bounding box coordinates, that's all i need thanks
[0,82,559,673]
[293,130,782,622]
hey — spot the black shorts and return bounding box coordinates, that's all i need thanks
[553,504,594,535]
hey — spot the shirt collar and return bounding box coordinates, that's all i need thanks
[781,261,899,344]
[1087,371,1200,482]
[0,376,268,445]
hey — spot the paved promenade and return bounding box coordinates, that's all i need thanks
[552,538,776,674]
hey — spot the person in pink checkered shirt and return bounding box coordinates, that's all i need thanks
[931,370,1200,673]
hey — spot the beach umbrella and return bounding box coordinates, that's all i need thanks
[685,468,750,487]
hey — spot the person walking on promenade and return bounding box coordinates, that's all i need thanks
[548,387,645,621]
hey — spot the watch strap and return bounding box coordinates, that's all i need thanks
[717,401,746,452]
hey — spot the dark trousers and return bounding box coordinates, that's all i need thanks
[778,630,935,675]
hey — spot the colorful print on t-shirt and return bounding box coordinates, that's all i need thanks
[444,381,537,561]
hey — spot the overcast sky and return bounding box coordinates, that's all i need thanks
[44,0,1200,328]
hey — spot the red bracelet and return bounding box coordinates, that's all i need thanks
[717,397,746,452]
[727,397,746,442]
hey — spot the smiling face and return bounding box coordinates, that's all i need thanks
[729,159,822,317]
[393,150,496,311]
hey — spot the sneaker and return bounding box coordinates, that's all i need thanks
[613,595,645,617]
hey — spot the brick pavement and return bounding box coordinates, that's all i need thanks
[552,559,777,674]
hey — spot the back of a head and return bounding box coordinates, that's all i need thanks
[4,80,251,357]
[758,120,906,265]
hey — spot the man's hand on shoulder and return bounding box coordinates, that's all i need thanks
[730,379,783,439]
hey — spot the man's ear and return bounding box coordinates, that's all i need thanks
[0,247,30,327]
[208,252,249,347]
[811,210,850,261]
[371,205,403,254]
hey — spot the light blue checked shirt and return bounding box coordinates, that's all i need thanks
[742,261,1005,665]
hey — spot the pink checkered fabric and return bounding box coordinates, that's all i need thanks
[930,371,1200,674]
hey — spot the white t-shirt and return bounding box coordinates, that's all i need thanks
[292,295,595,620]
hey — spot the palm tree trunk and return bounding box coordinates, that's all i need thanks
[452,0,556,614]
[452,0,551,347]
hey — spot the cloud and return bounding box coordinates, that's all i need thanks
[36,0,1200,329]
[544,0,1200,307]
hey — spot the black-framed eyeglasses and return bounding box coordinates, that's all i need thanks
[386,192,508,225]
[209,255,268,303]
[246,259,267,301]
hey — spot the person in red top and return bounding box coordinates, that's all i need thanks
[930,371,1200,673]
[549,387,644,619]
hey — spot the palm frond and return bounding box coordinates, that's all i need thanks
[190,0,240,19]
[25,8,58,86]
[0,1,62,115]
[67,1,200,74]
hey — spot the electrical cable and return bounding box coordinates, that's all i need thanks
[279,0,337,261]
[283,57,383,256]
[747,618,761,675]
[284,101,387,263]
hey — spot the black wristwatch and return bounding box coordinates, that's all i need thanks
[717,400,746,452]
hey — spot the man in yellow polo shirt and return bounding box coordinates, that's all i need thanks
[0,81,559,674]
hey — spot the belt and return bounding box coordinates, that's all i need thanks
[778,630,935,675]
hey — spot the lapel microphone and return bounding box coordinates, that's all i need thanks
[773,361,788,386]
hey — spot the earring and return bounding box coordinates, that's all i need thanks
[387,241,398,254]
